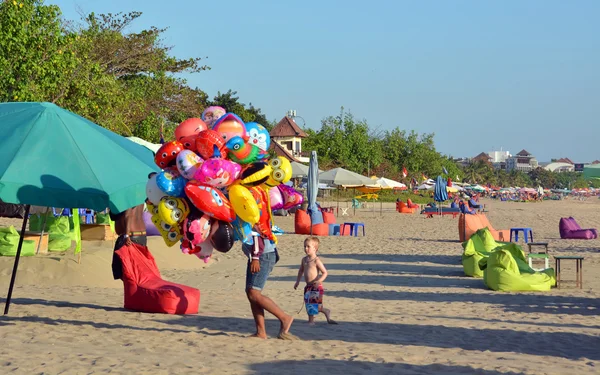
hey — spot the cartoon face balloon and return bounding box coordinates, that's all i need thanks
[175,118,208,151]
[184,182,236,222]
[194,158,241,188]
[151,214,183,247]
[213,113,247,143]
[183,212,212,247]
[155,141,184,169]
[269,185,284,210]
[262,156,292,189]
[202,106,226,128]
[279,184,304,210]
[156,167,186,197]
[158,196,190,226]
[176,149,203,180]
[245,122,270,152]
[195,129,226,160]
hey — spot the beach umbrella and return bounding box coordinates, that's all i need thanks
[0,102,159,314]
[434,175,448,202]
[318,167,374,186]
[126,136,161,154]
[307,151,320,234]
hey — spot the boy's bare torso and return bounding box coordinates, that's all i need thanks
[303,256,320,284]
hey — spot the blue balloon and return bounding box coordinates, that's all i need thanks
[156,168,186,197]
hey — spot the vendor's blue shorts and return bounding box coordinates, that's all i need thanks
[246,251,277,291]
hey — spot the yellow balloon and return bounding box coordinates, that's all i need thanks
[263,157,293,189]
[228,183,260,225]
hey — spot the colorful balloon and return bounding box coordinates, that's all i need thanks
[195,129,226,160]
[240,162,272,187]
[155,141,184,169]
[262,156,292,189]
[156,167,186,197]
[210,221,235,253]
[151,214,183,247]
[225,136,261,165]
[250,186,275,242]
[279,184,304,210]
[228,183,259,225]
[175,118,208,140]
[231,216,253,245]
[194,158,241,188]
[182,211,212,248]
[184,181,236,222]
[213,113,246,143]
[202,106,226,128]
[158,196,190,226]
[176,149,203,180]
[269,185,284,210]
[245,122,270,152]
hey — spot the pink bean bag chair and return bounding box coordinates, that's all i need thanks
[115,243,200,314]
[559,217,598,240]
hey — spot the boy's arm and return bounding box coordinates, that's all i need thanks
[294,259,305,288]
[313,258,328,285]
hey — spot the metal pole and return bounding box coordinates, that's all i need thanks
[4,204,31,315]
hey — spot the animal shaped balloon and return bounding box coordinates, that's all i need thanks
[176,150,203,180]
[156,167,186,197]
[225,136,262,165]
[184,181,236,222]
[213,113,247,143]
[155,141,184,168]
[245,122,270,153]
[278,184,304,210]
[194,158,241,188]
[158,196,190,226]
[202,106,226,128]
[146,172,166,205]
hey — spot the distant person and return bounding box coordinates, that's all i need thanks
[243,234,295,339]
[294,236,337,325]
[109,203,146,280]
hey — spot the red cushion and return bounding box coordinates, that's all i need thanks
[322,211,336,224]
[116,243,200,314]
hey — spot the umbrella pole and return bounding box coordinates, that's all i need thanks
[336,188,340,217]
[36,207,51,254]
[4,204,31,315]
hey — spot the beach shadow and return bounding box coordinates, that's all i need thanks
[280,262,464,277]
[0,297,124,312]
[323,253,458,265]
[157,315,600,361]
[269,273,483,289]
[247,359,526,375]
[401,237,461,244]
[326,290,600,316]
[421,315,600,330]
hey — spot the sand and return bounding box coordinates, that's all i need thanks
[0,198,599,374]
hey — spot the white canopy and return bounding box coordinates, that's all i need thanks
[319,167,375,187]
[375,177,406,189]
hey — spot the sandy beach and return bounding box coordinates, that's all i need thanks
[0,198,599,374]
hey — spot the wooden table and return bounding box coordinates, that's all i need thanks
[554,256,584,289]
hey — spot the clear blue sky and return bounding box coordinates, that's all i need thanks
[49,0,599,162]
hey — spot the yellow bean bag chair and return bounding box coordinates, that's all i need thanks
[462,228,507,277]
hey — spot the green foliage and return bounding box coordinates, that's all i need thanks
[210,90,271,129]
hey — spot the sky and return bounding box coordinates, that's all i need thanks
[48,0,600,162]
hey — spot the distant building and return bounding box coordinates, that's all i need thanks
[472,152,493,165]
[506,149,538,172]
[543,162,574,172]
[487,149,511,170]
[269,115,309,163]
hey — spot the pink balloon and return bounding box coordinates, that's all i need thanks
[278,185,304,210]
[269,186,284,210]
[194,158,242,188]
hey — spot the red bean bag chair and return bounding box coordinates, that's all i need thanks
[115,243,200,314]
[322,211,336,224]
[294,209,329,236]
[559,217,597,240]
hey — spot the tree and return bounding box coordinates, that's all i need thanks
[209,90,271,129]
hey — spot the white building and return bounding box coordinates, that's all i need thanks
[506,149,538,172]
[488,149,511,163]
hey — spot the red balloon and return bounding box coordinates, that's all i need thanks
[154,141,184,169]
[195,130,226,160]
[184,181,236,222]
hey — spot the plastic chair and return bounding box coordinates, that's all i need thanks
[79,208,95,224]
[351,199,363,209]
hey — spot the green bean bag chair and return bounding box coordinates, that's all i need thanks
[462,228,508,277]
[0,226,36,256]
[479,244,555,291]
[29,215,72,252]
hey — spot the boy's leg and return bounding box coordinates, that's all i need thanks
[319,305,338,324]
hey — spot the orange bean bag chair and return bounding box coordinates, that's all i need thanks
[115,243,200,314]
[295,209,330,236]
[406,199,419,209]
[396,201,416,214]
[458,213,510,242]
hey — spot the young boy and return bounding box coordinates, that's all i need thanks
[294,236,337,325]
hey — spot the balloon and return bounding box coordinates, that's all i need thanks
[158,196,190,226]
[184,181,236,222]
[263,157,292,189]
[210,221,235,253]
[155,141,184,169]
[156,167,186,197]
[195,129,226,160]
[240,162,272,187]
[202,106,226,128]
[176,149,203,180]
[245,122,270,152]
[151,213,183,247]
[194,239,214,263]
[225,136,261,165]
[175,118,208,140]
[146,172,166,205]
[250,186,275,242]
[194,158,241,188]
[279,184,304,210]
[228,183,259,225]
[213,113,246,143]
[182,211,212,248]
[269,185,284,210]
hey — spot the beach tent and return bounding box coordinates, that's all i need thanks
[0,102,159,314]
[318,167,375,187]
